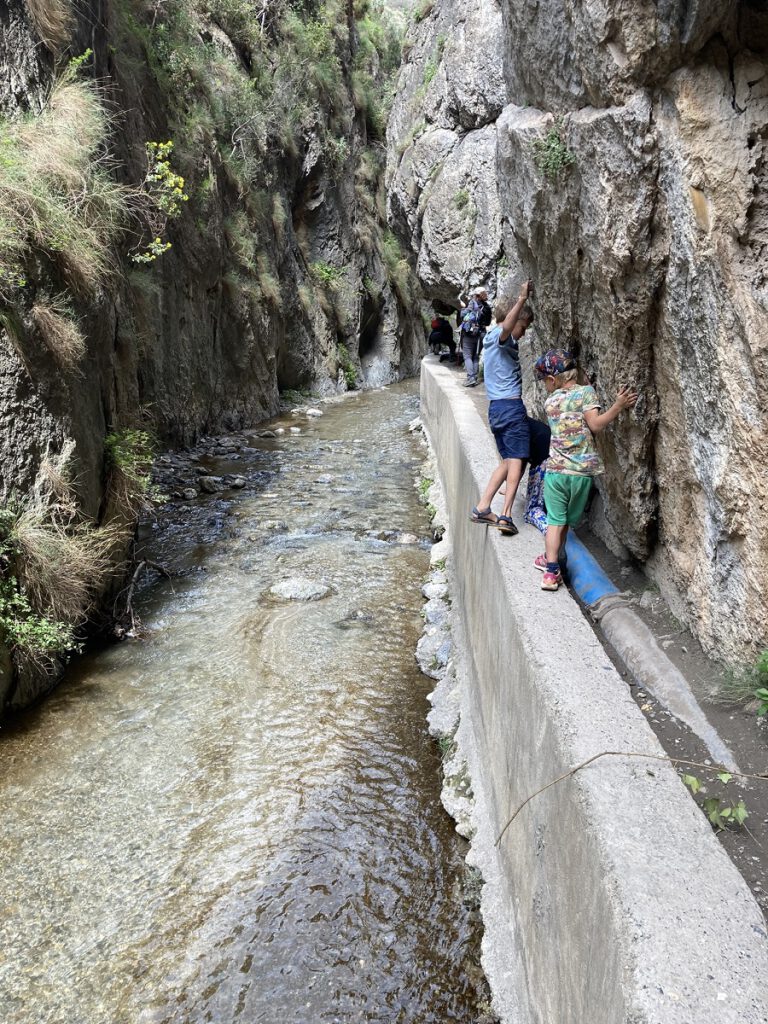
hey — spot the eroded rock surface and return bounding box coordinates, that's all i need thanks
[386,0,506,302]
[389,0,768,663]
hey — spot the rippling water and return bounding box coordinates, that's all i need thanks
[0,382,490,1024]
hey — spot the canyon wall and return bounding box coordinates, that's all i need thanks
[0,0,422,709]
[387,0,768,665]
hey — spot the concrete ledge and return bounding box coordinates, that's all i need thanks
[420,360,768,1024]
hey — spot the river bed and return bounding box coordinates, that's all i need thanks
[0,382,491,1023]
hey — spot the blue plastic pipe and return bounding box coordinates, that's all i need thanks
[564,534,619,607]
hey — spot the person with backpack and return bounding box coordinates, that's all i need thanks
[457,287,492,387]
[428,315,456,360]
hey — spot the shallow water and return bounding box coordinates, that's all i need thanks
[0,382,489,1024]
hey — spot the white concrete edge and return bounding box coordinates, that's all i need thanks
[419,358,768,1024]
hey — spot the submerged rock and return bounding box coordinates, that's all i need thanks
[269,577,333,601]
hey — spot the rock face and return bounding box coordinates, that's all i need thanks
[0,0,423,515]
[388,0,768,664]
[0,0,423,710]
[386,0,506,303]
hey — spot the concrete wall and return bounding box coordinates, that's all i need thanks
[420,358,768,1024]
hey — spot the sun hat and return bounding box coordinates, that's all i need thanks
[534,349,577,379]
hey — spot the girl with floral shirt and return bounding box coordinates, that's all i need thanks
[533,350,637,591]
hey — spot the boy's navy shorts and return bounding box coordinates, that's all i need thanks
[488,399,530,460]
[528,417,551,467]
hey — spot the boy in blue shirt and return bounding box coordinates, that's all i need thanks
[470,281,533,535]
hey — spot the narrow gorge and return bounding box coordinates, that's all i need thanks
[0,0,423,707]
[1,1,768,1022]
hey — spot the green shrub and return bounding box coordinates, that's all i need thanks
[0,578,76,660]
[423,56,438,86]
[381,230,419,304]
[0,455,124,663]
[131,141,188,265]
[454,189,469,209]
[413,0,434,22]
[532,117,576,180]
[311,261,345,286]
[337,343,357,389]
[105,429,164,516]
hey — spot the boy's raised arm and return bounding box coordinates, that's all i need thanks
[499,281,531,342]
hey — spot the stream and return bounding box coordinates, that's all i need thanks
[0,382,490,1024]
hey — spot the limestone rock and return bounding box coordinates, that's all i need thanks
[391,0,768,665]
[386,0,506,303]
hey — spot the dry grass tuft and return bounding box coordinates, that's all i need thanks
[12,503,122,623]
[31,296,86,372]
[0,77,132,298]
[27,0,73,51]
[257,256,281,308]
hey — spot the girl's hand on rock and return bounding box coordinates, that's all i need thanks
[615,385,638,410]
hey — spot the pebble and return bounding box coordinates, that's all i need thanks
[199,476,223,493]
[259,430,277,438]
[181,488,197,500]
[290,427,302,435]
[275,427,286,435]
[230,476,247,489]
[306,408,324,417]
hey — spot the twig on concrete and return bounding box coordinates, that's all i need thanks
[495,750,768,847]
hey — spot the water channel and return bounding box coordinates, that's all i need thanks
[0,381,490,1023]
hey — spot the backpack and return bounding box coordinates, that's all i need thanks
[461,301,483,336]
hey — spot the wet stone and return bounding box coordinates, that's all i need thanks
[199,476,224,494]
[182,488,197,500]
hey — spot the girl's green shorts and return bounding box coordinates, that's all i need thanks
[543,473,593,526]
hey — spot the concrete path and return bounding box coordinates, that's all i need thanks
[420,358,768,1024]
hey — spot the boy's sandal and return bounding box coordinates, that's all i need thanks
[470,506,498,525]
[496,515,518,536]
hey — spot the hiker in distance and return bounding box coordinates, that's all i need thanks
[470,280,534,535]
[457,287,492,387]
